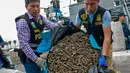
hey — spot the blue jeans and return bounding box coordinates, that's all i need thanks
[23,59,41,73]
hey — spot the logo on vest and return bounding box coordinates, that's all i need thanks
[31,22,36,28]
[95,22,102,25]
[35,33,42,40]
[82,21,88,24]
[39,19,43,25]
[34,29,40,33]
[96,14,101,21]
[81,14,87,20]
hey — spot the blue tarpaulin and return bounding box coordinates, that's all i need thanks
[89,34,107,66]
[35,31,51,53]
[89,34,101,50]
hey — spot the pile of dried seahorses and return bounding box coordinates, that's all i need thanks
[47,32,99,73]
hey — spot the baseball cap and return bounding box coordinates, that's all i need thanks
[118,13,127,16]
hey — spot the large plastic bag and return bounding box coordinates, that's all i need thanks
[9,50,21,65]
[88,64,109,73]
[113,51,130,73]
[88,64,98,73]
[111,21,126,51]
[0,68,25,73]
[51,25,68,46]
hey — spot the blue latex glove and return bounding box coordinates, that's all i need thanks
[99,55,107,67]
[89,34,107,67]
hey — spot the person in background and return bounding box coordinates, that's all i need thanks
[0,35,13,69]
[15,0,59,73]
[75,0,112,68]
[0,35,4,49]
[119,13,130,50]
[0,35,4,68]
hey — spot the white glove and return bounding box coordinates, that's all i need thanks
[40,51,49,59]
[35,51,49,68]
[80,25,87,33]
[35,58,44,68]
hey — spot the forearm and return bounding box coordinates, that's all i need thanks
[18,33,38,62]
[20,41,38,61]
[16,19,38,62]
[102,37,111,56]
[45,22,58,29]
[42,16,58,29]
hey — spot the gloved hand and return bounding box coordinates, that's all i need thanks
[40,51,49,59]
[99,55,107,67]
[35,58,45,68]
[58,17,71,26]
[35,51,48,68]
[57,20,64,26]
